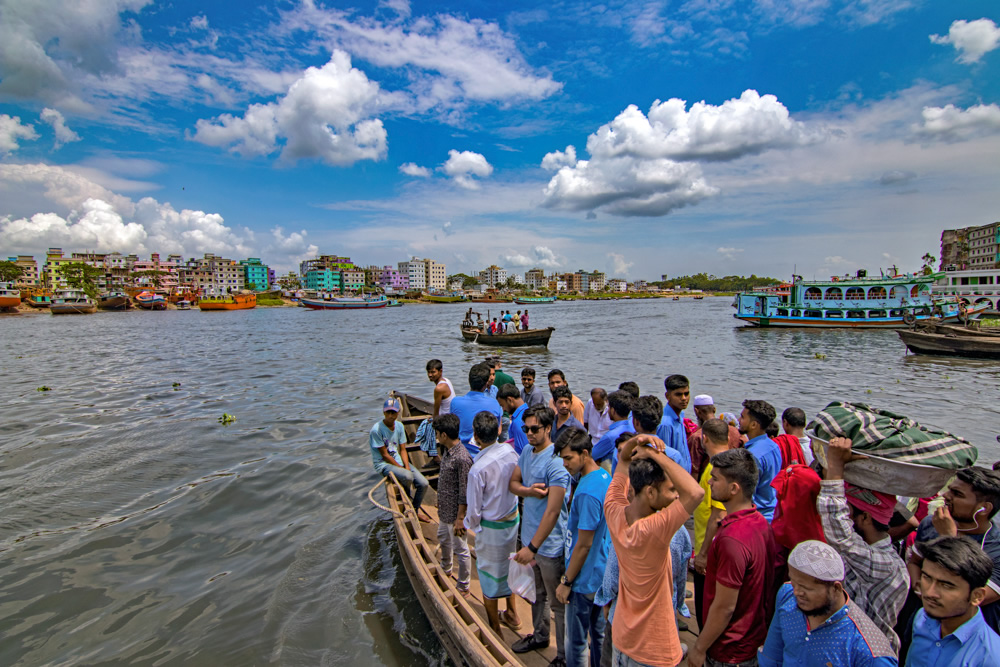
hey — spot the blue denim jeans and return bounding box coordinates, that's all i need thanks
[567,591,606,667]
[382,465,429,511]
[612,646,658,667]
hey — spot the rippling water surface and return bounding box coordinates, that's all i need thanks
[2,299,998,666]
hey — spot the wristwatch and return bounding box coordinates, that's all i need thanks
[560,575,574,586]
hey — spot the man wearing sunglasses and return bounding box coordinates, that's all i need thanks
[509,406,571,666]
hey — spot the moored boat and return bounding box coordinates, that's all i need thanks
[0,282,21,311]
[460,326,555,347]
[422,292,467,303]
[512,296,556,304]
[300,295,388,310]
[26,292,52,308]
[898,328,1000,360]
[733,271,986,328]
[98,291,132,310]
[176,300,192,310]
[198,292,257,311]
[50,289,97,314]
[386,299,403,307]
[135,291,167,310]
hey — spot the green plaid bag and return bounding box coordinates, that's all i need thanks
[808,401,978,469]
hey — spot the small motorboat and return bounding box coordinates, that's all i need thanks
[135,291,167,310]
[50,289,97,314]
[176,300,192,310]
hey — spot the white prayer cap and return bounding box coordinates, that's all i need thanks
[788,540,845,582]
[692,394,714,407]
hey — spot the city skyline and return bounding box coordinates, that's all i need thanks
[0,1,998,278]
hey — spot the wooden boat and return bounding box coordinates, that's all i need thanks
[460,326,555,347]
[176,300,192,310]
[471,296,511,303]
[135,291,166,310]
[898,328,1000,360]
[98,291,132,310]
[300,295,388,310]
[386,299,403,307]
[672,296,680,301]
[50,289,97,314]
[423,292,467,303]
[513,296,555,304]
[376,392,555,667]
[26,293,51,308]
[693,296,705,300]
[198,293,257,311]
[0,282,21,310]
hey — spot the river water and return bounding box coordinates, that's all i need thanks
[2,298,998,666]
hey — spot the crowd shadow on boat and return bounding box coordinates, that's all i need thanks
[356,517,449,666]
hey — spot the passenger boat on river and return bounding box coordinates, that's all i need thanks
[0,282,21,311]
[198,292,256,311]
[460,326,555,347]
[513,296,555,304]
[733,271,986,328]
[300,295,388,309]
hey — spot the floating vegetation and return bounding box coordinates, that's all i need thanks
[814,353,827,360]
[172,382,181,387]
[37,386,51,392]
[865,389,873,394]
[219,413,236,425]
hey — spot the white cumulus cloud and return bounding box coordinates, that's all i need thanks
[915,103,1000,142]
[193,51,387,166]
[607,252,633,276]
[0,114,39,153]
[717,247,744,260]
[441,149,493,189]
[541,145,577,171]
[503,245,560,269]
[40,108,81,148]
[399,162,431,177]
[931,19,1000,64]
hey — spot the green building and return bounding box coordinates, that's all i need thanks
[240,258,270,291]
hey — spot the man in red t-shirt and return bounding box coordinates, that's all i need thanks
[689,447,777,667]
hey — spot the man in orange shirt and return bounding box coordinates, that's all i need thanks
[606,434,704,667]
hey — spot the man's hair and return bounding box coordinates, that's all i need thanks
[472,411,499,444]
[742,399,776,430]
[555,427,592,455]
[632,395,663,432]
[521,367,536,379]
[618,381,640,398]
[547,368,567,383]
[765,422,779,439]
[921,536,994,591]
[591,387,607,399]
[524,405,555,429]
[485,357,498,369]
[956,467,1000,519]
[630,457,666,495]
[664,374,689,392]
[615,432,635,449]
[607,390,635,419]
[782,407,807,429]
[432,414,460,440]
[497,383,520,400]
[426,359,443,372]
[468,362,492,392]
[701,417,729,445]
[710,448,759,500]
[551,385,572,402]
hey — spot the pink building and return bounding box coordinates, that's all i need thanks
[377,266,409,291]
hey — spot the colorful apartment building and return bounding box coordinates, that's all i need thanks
[8,255,39,287]
[240,258,270,291]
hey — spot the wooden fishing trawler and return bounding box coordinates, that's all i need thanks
[98,291,132,310]
[300,295,388,310]
[0,282,21,311]
[198,292,257,311]
[50,289,97,314]
[897,321,1000,360]
[513,296,555,304]
[135,291,167,310]
[423,291,467,303]
[460,326,555,348]
[733,270,987,328]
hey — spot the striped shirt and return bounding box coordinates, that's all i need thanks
[818,480,909,655]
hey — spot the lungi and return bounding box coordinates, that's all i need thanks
[476,510,519,599]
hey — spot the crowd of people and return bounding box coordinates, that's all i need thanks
[463,307,530,334]
[367,358,1000,667]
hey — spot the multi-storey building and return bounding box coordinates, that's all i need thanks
[43,248,72,289]
[304,267,340,291]
[240,258,270,291]
[525,268,546,290]
[588,271,606,291]
[479,265,508,288]
[941,222,1000,270]
[184,254,245,295]
[607,279,628,293]
[342,269,365,292]
[376,266,409,291]
[8,255,39,287]
[399,258,427,290]
[425,259,446,290]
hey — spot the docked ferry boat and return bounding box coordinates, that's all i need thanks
[931,268,1000,316]
[733,271,984,328]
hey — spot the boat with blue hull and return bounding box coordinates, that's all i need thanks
[513,296,556,304]
[733,271,986,328]
[301,296,388,310]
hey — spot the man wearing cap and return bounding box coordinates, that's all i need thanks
[760,540,898,666]
[369,397,430,517]
[818,437,908,654]
[687,395,743,479]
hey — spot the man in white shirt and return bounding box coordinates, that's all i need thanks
[583,387,611,445]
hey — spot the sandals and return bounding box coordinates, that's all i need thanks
[499,609,522,631]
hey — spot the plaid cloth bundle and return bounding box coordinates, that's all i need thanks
[809,401,978,470]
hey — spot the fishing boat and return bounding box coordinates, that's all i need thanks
[175,300,192,310]
[471,295,511,303]
[422,292,467,303]
[50,289,97,314]
[733,271,987,328]
[98,291,132,310]
[898,327,1000,360]
[513,296,556,304]
[386,299,403,307]
[135,291,167,310]
[693,295,705,300]
[369,392,556,667]
[198,292,257,311]
[0,282,21,311]
[300,295,388,310]
[460,326,555,348]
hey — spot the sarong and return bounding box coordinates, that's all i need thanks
[476,510,519,599]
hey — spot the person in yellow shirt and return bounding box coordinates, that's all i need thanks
[692,418,732,625]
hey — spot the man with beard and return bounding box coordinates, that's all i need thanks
[906,536,1000,666]
[760,540,897,666]
[737,399,782,522]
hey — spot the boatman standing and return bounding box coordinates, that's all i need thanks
[426,359,455,417]
[450,363,504,456]
[369,397,431,521]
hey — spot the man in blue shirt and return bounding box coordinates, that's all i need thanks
[369,397,430,518]
[497,383,529,454]
[761,540,898,666]
[737,399,782,521]
[591,390,635,466]
[656,374,692,473]
[509,406,571,662]
[551,385,585,444]
[554,427,611,667]
[449,362,503,456]
[907,536,1000,667]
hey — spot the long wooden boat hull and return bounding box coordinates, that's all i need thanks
[0,296,20,308]
[898,329,1000,360]
[198,295,256,310]
[461,326,554,347]
[26,298,51,308]
[422,294,466,303]
[51,304,97,314]
[300,297,387,309]
[513,297,555,304]
[98,295,131,310]
[736,305,989,329]
[136,298,166,310]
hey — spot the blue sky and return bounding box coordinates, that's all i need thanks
[1,0,998,279]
